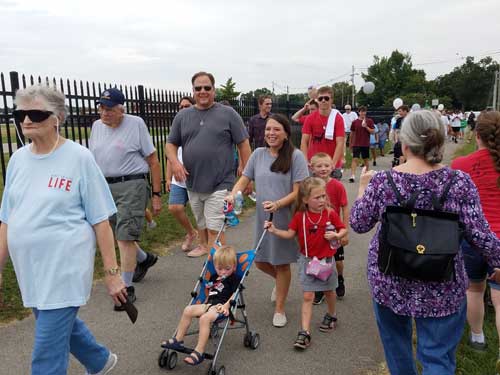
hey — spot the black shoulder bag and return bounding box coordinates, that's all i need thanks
[378,171,463,282]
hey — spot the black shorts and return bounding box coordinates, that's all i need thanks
[352,146,370,160]
[334,246,344,262]
[393,142,402,159]
[451,126,461,134]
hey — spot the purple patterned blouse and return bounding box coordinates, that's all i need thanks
[350,167,500,318]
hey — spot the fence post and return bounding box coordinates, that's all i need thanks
[137,84,146,121]
[9,71,24,148]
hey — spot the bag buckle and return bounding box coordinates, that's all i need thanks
[416,244,425,254]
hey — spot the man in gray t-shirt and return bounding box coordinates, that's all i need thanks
[90,88,162,309]
[167,72,251,257]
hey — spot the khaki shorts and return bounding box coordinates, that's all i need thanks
[187,189,226,231]
[109,179,150,241]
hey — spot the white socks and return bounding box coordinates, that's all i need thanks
[470,331,485,344]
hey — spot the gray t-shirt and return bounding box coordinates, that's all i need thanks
[168,103,248,193]
[243,148,309,265]
[89,114,155,177]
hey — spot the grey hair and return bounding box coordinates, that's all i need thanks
[399,110,445,164]
[15,84,67,122]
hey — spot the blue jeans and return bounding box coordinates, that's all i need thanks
[373,300,466,375]
[32,307,109,375]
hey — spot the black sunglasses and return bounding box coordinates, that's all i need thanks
[193,85,212,92]
[317,96,331,102]
[13,109,54,123]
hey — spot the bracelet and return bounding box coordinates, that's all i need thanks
[275,200,281,209]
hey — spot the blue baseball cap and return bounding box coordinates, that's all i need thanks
[97,88,125,107]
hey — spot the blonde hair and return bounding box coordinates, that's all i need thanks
[310,152,333,167]
[213,246,237,267]
[295,177,326,212]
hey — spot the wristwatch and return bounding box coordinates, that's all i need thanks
[104,267,120,276]
[152,191,162,197]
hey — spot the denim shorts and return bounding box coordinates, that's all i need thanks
[168,183,189,206]
[462,240,500,290]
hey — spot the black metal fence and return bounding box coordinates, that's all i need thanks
[0,71,395,189]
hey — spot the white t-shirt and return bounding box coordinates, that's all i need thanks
[451,113,463,128]
[89,114,155,177]
[342,111,358,133]
[171,147,186,188]
[0,141,117,309]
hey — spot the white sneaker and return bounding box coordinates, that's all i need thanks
[272,312,287,327]
[147,220,157,230]
[270,286,276,302]
[85,353,118,375]
[248,191,257,202]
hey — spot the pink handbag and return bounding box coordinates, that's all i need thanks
[303,213,333,281]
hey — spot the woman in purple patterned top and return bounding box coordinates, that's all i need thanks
[350,110,500,375]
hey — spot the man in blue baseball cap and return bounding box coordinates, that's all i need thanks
[96,88,125,107]
[90,88,162,311]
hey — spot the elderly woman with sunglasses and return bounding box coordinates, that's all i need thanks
[0,85,127,375]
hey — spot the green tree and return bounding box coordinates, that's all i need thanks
[216,77,241,102]
[332,81,354,108]
[240,87,273,102]
[433,56,500,110]
[357,50,430,107]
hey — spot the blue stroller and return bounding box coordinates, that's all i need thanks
[158,214,272,375]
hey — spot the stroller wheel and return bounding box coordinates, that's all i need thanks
[217,365,226,375]
[166,351,178,370]
[158,349,168,368]
[250,332,260,350]
[243,332,252,348]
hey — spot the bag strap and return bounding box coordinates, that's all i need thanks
[386,170,457,210]
[385,170,410,207]
[435,170,457,210]
[302,213,308,258]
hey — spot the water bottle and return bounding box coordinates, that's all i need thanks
[223,201,239,227]
[325,221,340,250]
[234,191,244,215]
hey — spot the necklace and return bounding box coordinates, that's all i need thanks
[306,210,323,231]
[195,105,212,126]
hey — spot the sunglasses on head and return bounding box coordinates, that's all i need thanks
[194,85,212,92]
[13,109,53,123]
[317,96,331,102]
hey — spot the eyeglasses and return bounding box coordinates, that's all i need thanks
[194,86,212,92]
[13,109,53,123]
[317,96,331,102]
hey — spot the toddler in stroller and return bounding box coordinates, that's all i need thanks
[161,246,240,366]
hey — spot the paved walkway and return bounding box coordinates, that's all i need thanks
[0,142,461,375]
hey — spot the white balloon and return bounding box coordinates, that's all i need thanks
[393,98,403,109]
[362,82,375,95]
[437,104,444,111]
[411,103,421,112]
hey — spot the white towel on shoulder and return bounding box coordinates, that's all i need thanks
[325,109,340,140]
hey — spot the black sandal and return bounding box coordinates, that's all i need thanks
[319,313,337,332]
[293,330,311,350]
[184,350,205,366]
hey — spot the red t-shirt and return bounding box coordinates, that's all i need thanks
[326,178,348,216]
[298,115,309,125]
[350,117,375,147]
[302,111,345,167]
[289,209,346,259]
[451,149,500,236]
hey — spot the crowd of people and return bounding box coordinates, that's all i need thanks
[0,71,499,375]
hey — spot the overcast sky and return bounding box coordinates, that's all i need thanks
[1,0,499,95]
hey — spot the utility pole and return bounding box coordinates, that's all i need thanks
[286,85,289,101]
[494,71,500,111]
[272,81,275,96]
[350,65,356,107]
